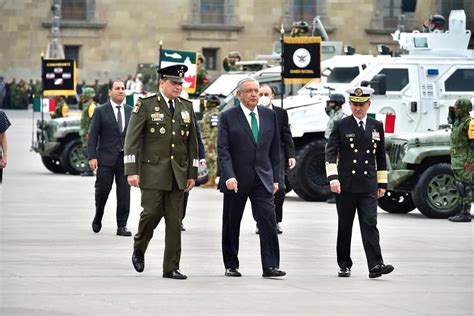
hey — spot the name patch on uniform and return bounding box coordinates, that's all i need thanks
[151,113,164,122]
[372,130,380,141]
[210,115,219,127]
[181,111,191,124]
[345,133,355,138]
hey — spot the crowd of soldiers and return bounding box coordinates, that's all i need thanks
[0,78,41,109]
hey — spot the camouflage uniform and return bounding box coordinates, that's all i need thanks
[196,54,209,93]
[448,99,474,222]
[54,98,69,118]
[200,97,219,187]
[325,109,347,140]
[222,51,242,72]
[80,87,96,176]
[290,21,310,37]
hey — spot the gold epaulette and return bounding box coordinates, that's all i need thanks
[377,170,388,183]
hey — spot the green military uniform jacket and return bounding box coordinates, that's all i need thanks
[124,92,198,190]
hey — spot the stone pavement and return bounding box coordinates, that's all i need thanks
[1,110,473,315]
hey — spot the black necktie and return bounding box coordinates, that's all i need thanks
[168,99,175,116]
[116,105,123,132]
[359,120,364,133]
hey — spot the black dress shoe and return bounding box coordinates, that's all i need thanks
[92,221,102,233]
[117,226,132,236]
[132,250,144,273]
[338,267,351,277]
[163,269,187,279]
[181,223,186,231]
[225,268,242,277]
[369,263,394,278]
[262,267,286,277]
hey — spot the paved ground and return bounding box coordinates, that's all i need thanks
[1,110,473,315]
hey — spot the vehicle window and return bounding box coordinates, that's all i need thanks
[445,69,474,92]
[327,67,360,83]
[377,68,409,91]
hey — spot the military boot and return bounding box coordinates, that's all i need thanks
[448,213,472,222]
[201,176,216,188]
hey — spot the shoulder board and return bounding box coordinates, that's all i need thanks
[468,118,474,140]
[140,93,156,99]
[178,97,191,104]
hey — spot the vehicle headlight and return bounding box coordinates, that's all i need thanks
[399,142,408,160]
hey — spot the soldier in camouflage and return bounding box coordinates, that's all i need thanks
[222,51,242,72]
[53,95,69,119]
[290,21,310,37]
[325,93,347,204]
[200,95,220,188]
[447,98,474,223]
[80,87,97,176]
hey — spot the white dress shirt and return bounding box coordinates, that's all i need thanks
[110,100,125,132]
[240,104,260,128]
[353,114,367,130]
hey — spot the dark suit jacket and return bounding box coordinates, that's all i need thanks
[218,105,280,194]
[325,115,387,193]
[272,105,295,160]
[87,101,132,167]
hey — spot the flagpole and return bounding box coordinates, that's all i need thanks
[40,54,44,152]
[280,24,285,109]
[158,40,163,72]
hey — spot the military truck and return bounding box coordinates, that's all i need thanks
[379,128,460,218]
[32,115,88,175]
[286,10,474,206]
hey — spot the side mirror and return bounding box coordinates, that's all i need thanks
[370,74,387,95]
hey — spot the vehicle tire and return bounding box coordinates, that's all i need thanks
[378,191,415,213]
[411,163,460,218]
[60,139,89,175]
[288,139,331,201]
[41,156,67,174]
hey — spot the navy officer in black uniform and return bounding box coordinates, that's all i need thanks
[325,86,394,279]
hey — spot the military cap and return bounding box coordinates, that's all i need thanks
[206,95,220,108]
[82,87,96,98]
[454,98,472,112]
[346,86,374,104]
[158,64,188,83]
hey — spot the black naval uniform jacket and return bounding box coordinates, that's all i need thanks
[124,92,198,190]
[325,115,387,193]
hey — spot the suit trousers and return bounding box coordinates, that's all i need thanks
[274,189,285,223]
[336,192,383,270]
[134,181,184,273]
[222,179,280,270]
[94,152,130,227]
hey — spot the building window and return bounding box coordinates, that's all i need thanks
[202,48,218,70]
[200,0,226,24]
[65,45,81,67]
[382,0,402,29]
[293,0,317,23]
[62,0,87,20]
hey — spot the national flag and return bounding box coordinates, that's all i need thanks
[368,113,396,133]
[159,49,197,94]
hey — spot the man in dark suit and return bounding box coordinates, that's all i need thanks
[218,78,285,278]
[325,86,394,279]
[87,80,132,236]
[257,84,296,234]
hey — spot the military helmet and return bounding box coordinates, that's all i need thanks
[197,53,205,63]
[292,21,310,31]
[228,51,241,59]
[82,87,96,98]
[206,95,220,108]
[454,98,472,112]
[328,93,345,107]
[429,15,446,30]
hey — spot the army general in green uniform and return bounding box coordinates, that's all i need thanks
[124,64,198,279]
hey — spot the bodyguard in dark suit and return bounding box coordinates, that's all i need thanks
[258,84,296,234]
[87,80,132,236]
[218,78,285,278]
[325,86,394,279]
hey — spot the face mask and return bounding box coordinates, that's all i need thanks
[454,110,466,120]
[259,96,271,107]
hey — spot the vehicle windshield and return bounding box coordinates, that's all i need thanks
[302,66,361,90]
[202,73,251,96]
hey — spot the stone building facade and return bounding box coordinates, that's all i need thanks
[0,0,472,83]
